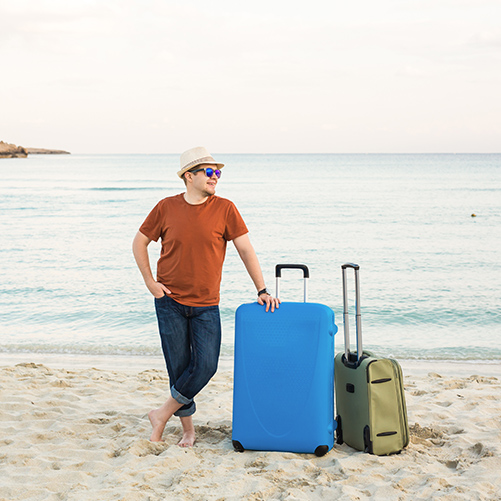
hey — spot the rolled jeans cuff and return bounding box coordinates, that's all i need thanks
[174,404,196,417]
[171,385,196,417]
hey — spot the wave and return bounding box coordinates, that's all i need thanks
[349,307,501,327]
[0,343,162,357]
[360,344,501,362]
[2,342,500,363]
[86,187,162,191]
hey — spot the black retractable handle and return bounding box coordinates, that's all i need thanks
[275,264,309,301]
[342,263,363,362]
[275,264,310,278]
[341,263,360,272]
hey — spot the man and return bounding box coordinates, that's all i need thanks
[132,146,280,446]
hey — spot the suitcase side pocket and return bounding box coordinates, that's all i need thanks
[390,359,410,448]
[367,359,407,455]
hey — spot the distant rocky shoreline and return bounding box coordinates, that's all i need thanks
[0,141,70,158]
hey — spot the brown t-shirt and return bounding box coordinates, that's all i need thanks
[139,193,248,306]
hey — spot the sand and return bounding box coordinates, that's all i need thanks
[1,357,500,501]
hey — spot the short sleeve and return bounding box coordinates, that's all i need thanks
[224,202,248,241]
[139,201,164,242]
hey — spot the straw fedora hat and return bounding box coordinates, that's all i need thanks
[177,146,224,178]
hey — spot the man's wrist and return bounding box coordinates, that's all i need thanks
[257,287,270,296]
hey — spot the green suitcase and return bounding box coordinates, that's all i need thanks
[334,264,409,455]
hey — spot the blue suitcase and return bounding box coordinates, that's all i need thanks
[232,264,338,456]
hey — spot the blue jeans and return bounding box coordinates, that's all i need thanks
[154,295,221,417]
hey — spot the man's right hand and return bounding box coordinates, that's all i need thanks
[147,280,172,298]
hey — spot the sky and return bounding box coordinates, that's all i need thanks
[1,0,500,153]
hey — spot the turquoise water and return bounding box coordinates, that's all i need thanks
[1,153,500,362]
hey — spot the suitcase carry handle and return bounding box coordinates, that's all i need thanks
[342,263,363,362]
[275,264,309,302]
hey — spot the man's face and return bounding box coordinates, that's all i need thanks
[190,164,219,196]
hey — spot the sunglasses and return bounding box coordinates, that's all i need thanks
[190,167,222,178]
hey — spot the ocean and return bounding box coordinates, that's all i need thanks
[1,153,500,365]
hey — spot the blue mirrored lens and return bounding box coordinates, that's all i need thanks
[205,168,221,178]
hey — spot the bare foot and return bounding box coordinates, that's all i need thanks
[178,429,196,448]
[148,408,166,442]
[178,415,196,447]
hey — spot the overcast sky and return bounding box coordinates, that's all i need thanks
[1,0,500,153]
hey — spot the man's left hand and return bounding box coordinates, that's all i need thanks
[258,293,281,313]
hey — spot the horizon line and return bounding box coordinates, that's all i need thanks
[64,151,501,156]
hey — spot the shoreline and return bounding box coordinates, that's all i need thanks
[1,351,499,377]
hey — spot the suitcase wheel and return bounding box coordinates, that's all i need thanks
[232,440,245,453]
[363,425,373,454]
[314,445,329,457]
[335,415,343,445]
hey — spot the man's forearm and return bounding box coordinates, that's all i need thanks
[132,232,155,286]
[233,233,280,312]
[239,250,266,292]
[233,234,266,292]
[133,231,171,298]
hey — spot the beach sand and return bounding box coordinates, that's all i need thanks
[1,356,500,500]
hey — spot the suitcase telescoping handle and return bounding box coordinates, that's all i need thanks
[275,264,309,302]
[342,263,363,362]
